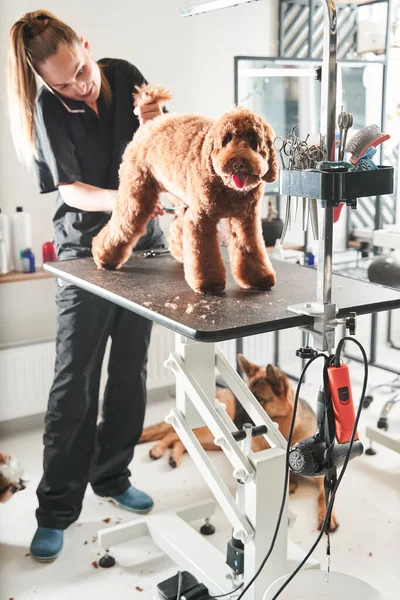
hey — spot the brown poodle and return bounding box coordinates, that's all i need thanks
[92,85,279,294]
[139,355,338,533]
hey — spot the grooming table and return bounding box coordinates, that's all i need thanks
[45,253,400,342]
[44,252,400,598]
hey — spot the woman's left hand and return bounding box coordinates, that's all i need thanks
[134,101,162,125]
[150,201,165,219]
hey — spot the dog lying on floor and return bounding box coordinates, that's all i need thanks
[0,452,25,504]
[139,355,339,533]
[92,84,278,295]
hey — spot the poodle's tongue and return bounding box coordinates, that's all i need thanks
[232,173,248,189]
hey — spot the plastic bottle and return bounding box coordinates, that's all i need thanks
[11,206,32,272]
[0,232,8,275]
[20,248,36,273]
[42,240,57,263]
[0,208,12,272]
[272,239,285,260]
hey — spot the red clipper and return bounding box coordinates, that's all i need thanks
[327,363,359,443]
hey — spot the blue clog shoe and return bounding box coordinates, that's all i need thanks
[30,526,63,562]
[98,485,154,514]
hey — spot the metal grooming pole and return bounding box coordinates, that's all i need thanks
[286,0,340,355]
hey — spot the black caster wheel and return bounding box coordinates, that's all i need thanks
[365,443,377,456]
[99,552,116,568]
[363,395,373,409]
[377,418,388,431]
[200,518,215,535]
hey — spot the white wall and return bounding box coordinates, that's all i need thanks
[0,0,279,346]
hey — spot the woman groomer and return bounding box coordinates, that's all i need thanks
[7,10,166,561]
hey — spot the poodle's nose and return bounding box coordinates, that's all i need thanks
[233,161,245,172]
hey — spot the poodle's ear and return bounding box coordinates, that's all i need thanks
[261,122,279,183]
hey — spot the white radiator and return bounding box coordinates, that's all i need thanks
[0,325,175,423]
[0,341,56,421]
[0,326,287,423]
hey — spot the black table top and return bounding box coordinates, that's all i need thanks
[44,252,400,342]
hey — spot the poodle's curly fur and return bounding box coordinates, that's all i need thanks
[92,84,279,294]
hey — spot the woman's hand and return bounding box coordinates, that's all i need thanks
[150,201,165,219]
[134,100,162,125]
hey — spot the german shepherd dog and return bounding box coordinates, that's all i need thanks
[139,355,338,532]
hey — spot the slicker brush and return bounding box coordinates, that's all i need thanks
[345,124,390,165]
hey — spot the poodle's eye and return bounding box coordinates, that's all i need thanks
[222,132,233,147]
[247,131,258,151]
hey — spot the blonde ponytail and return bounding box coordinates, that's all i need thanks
[7,10,111,167]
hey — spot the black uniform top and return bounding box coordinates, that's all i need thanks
[33,58,164,259]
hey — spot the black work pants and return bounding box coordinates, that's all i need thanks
[36,284,153,529]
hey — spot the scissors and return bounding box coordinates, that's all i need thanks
[143,249,170,258]
[162,206,186,213]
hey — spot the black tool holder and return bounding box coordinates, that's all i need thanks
[280,166,394,209]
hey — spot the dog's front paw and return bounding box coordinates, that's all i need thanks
[232,258,276,291]
[186,274,226,295]
[246,271,276,291]
[92,227,116,270]
[169,455,180,468]
[92,228,131,271]
[236,270,276,291]
[149,445,165,460]
[318,510,339,533]
[194,281,226,295]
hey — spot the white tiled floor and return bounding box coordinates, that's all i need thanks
[1,362,399,600]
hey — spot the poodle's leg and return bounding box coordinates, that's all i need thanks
[228,213,276,290]
[92,162,160,270]
[317,478,339,532]
[139,422,174,444]
[168,212,185,263]
[183,210,226,294]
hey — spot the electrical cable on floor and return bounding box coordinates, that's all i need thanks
[210,582,244,599]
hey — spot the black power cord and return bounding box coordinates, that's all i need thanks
[234,336,368,600]
[235,352,329,600]
[270,337,368,599]
[210,582,244,599]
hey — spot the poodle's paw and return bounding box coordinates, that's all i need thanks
[92,230,131,271]
[318,510,339,533]
[92,228,116,269]
[149,445,165,460]
[186,273,226,294]
[193,280,226,295]
[237,270,276,291]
